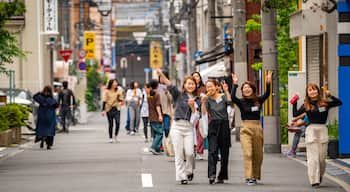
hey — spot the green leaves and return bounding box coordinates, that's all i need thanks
[0,104,29,131]
[0,0,26,73]
[85,63,103,111]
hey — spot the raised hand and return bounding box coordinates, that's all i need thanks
[266,70,273,84]
[232,73,238,84]
[222,82,229,92]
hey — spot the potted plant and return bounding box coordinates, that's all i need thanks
[327,120,339,159]
[0,106,12,146]
[5,104,29,144]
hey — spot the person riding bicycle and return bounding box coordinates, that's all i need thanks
[58,81,76,133]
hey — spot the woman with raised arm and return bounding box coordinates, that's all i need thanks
[201,79,232,184]
[231,71,272,186]
[293,84,342,188]
[157,69,200,185]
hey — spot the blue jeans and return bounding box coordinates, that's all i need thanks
[292,126,306,151]
[150,122,163,152]
[163,114,171,138]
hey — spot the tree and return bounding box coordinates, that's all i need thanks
[85,63,103,111]
[0,0,26,73]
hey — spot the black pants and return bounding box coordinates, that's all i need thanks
[107,108,120,139]
[142,117,149,139]
[208,120,231,180]
[60,107,71,132]
[37,136,54,147]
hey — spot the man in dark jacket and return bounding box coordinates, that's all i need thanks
[58,81,76,133]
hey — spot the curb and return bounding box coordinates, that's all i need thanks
[0,136,35,162]
[288,156,350,192]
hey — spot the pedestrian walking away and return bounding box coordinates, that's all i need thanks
[147,79,163,155]
[201,79,232,184]
[102,79,124,143]
[125,81,142,135]
[191,72,206,160]
[33,85,59,150]
[230,71,272,186]
[158,69,200,185]
[58,81,76,133]
[293,84,342,188]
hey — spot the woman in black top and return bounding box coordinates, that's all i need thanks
[201,79,232,184]
[231,71,272,186]
[293,83,342,187]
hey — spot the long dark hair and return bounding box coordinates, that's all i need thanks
[107,79,119,90]
[241,81,260,107]
[191,71,204,88]
[42,85,53,97]
[304,83,328,111]
[149,79,159,96]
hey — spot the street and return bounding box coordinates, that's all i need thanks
[0,111,345,192]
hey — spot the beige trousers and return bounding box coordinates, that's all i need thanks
[170,120,194,181]
[305,124,328,185]
[240,120,264,180]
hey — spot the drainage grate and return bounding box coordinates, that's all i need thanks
[326,163,350,185]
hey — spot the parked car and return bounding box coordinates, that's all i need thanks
[0,88,38,133]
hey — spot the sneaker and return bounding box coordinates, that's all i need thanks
[149,148,160,155]
[209,178,215,185]
[109,139,114,143]
[247,179,256,186]
[130,131,135,136]
[187,173,194,181]
[215,179,224,184]
[286,150,296,157]
[311,183,320,188]
[181,180,188,185]
[196,154,204,160]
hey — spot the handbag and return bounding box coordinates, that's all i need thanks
[199,113,208,138]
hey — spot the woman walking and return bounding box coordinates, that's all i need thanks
[231,71,272,185]
[125,81,142,135]
[191,72,206,160]
[101,79,124,143]
[293,84,342,187]
[157,69,200,185]
[201,79,232,184]
[33,85,58,150]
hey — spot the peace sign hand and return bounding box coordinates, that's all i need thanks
[232,73,238,85]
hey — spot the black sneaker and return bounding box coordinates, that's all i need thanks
[181,180,188,185]
[187,173,194,181]
[209,178,215,184]
[247,179,256,186]
[312,183,320,188]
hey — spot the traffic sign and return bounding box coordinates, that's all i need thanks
[78,49,86,59]
[84,31,96,59]
[144,67,151,73]
[150,41,163,68]
[59,50,72,62]
[78,61,86,70]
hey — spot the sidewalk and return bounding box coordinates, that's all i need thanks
[0,111,348,192]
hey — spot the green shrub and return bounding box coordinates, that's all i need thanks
[0,104,29,131]
[0,107,9,132]
[327,120,338,140]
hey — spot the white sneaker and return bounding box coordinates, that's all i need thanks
[196,154,204,160]
[130,131,135,135]
[109,139,113,143]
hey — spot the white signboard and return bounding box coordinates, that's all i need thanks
[44,0,58,34]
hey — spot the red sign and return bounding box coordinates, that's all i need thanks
[179,42,187,53]
[78,49,86,59]
[59,50,72,62]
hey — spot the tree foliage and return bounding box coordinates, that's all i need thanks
[85,63,102,111]
[0,0,26,73]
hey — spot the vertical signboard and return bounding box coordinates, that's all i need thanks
[150,41,163,69]
[44,0,58,34]
[84,31,96,59]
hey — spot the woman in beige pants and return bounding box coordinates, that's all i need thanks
[293,83,342,188]
[230,71,272,186]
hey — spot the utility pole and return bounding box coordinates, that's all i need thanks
[208,0,216,66]
[261,0,281,153]
[187,0,198,72]
[233,0,247,141]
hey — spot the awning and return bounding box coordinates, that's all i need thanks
[200,61,227,81]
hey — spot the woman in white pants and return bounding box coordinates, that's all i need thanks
[293,83,342,188]
[158,69,200,185]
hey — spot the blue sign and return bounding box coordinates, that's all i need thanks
[79,61,87,70]
[144,67,151,73]
[194,51,203,61]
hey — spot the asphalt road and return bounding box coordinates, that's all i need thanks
[0,111,345,192]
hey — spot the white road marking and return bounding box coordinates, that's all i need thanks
[141,173,153,188]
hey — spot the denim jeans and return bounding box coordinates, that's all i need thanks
[150,122,163,152]
[163,114,171,138]
[291,126,306,151]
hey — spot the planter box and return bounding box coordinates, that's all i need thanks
[328,139,339,159]
[0,129,13,147]
[11,127,21,144]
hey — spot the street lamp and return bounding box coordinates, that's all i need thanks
[95,0,112,16]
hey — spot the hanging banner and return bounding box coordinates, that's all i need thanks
[44,0,58,34]
[150,41,163,69]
